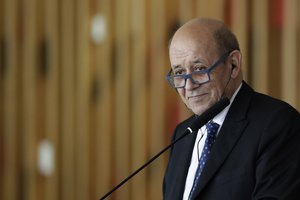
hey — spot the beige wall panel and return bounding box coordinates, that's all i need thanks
[0,1,3,34]
[61,0,76,199]
[130,0,148,199]
[231,0,249,81]
[114,0,131,199]
[1,1,300,200]
[3,0,19,199]
[95,1,114,199]
[44,0,59,199]
[281,0,297,107]
[179,0,197,23]
[96,1,113,199]
[0,0,3,195]
[197,0,225,20]
[75,0,90,199]
[22,0,38,199]
[251,0,269,93]
[149,0,166,199]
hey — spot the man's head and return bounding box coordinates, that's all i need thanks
[168,17,243,115]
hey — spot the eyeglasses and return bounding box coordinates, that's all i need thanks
[166,51,231,89]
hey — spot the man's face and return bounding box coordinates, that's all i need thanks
[169,34,231,116]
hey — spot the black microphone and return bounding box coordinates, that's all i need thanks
[99,97,230,200]
[191,97,230,130]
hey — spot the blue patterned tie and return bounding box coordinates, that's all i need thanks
[188,121,220,200]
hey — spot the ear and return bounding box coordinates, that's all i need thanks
[229,50,242,79]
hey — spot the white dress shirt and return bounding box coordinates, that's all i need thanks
[182,84,242,200]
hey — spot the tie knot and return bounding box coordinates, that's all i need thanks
[206,121,219,138]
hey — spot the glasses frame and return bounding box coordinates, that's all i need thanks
[166,51,232,89]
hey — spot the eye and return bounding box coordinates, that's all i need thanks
[194,65,207,71]
[173,68,185,75]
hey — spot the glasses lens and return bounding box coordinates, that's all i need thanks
[169,72,210,88]
[191,72,209,84]
[172,76,185,88]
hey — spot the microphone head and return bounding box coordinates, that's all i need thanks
[190,98,230,131]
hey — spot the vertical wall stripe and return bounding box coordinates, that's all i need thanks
[22,0,37,199]
[61,0,75,199]
[252,0,269,93]
[96,0,113,199]
[149,0,166,199]
[179,0,196,23]
[44,0,59,199]
[0,1,300,200]
[281,0,297,106]
[75,0,90,199]
[130,0,148,199]
[114,0,131,199]
[197,0,225,19]
[3,0,18,199]
[0,0,3,194]
[231,0,249,81]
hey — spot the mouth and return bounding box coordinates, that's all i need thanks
[187,93,208,100]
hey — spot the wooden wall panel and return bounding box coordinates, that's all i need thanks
[75,0,90,199]
[96,1,113,199]
[22,0,38,199]
[0,0,3,195]
[61,0,76,199]
[114,0,131,199]
[231,0,250,81]
[44,0,59,199]
[130,0,148,199]
[3,0,19,199]
[251,0,269,93]
[148,0,167,199]
[179,0,196,22]
[281,0,298,106]
[197,0,225,19]
[1,1,300,200]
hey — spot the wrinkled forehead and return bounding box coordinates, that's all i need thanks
[170,24,218,54]
[169,27,218,63]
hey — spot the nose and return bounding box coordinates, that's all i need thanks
[184,78,198,90]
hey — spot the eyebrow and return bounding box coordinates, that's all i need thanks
[191,58,207,65]
[172,59,208,69]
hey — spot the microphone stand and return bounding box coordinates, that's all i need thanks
[99,97,230,200]
[99,129,193,200]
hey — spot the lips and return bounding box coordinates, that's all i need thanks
[187,93,208,100]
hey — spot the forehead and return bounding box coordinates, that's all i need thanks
[169,35,218,67]
[169,25,219,59]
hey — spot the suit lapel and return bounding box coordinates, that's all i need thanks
[191,82,253,199]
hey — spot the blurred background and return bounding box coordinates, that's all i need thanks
[0,0,300,199]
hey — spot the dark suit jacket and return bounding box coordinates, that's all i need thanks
[163,82,300,200]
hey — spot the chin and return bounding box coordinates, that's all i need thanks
[191,106,208,116]
[191,100,216,115]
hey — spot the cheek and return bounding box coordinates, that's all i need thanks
[177,88,184,96]
[210,80,225,98]
[211,87,222,98]
[177,89,189,105]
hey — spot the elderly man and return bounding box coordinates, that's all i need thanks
[163,17,300,200]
